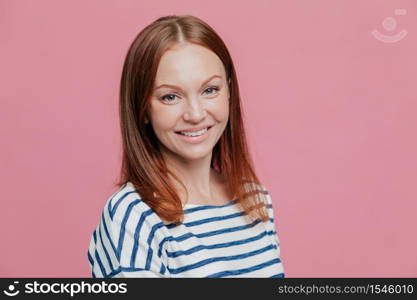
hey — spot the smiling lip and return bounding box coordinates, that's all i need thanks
[175,125,213,133]
[175,125,213,144]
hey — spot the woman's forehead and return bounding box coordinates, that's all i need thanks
[154,44,226,86]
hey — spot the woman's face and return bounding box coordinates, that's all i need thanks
[148,43,230,162]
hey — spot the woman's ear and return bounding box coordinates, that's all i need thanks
[144,116,149,124]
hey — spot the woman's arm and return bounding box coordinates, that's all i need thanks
[88,190,170,278]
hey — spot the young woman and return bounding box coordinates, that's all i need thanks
[87,15,285,278]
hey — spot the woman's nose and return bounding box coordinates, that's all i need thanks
[183,97,206,123]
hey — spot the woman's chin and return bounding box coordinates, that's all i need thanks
[176,149,213,162]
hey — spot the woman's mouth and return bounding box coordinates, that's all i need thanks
[174,126,213,143]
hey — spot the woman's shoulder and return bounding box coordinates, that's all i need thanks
[256,184,277,221]
[242,181,276,222]
[102,181,164,227]
[242,181,272,204]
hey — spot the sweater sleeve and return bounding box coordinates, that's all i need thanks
[88,189,170,278]
[259,185,284,267]
[262,187,281,248]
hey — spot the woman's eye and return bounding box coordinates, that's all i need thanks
[204,86,219,95]
[161,94,178,102]
[160,87,219,102]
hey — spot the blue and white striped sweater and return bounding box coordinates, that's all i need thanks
[88,182,285,278]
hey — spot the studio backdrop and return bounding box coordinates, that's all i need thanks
[1,0,416,277]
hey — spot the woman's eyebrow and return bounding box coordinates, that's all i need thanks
[154,75,222,91]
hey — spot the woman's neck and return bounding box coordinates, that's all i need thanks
[161,149,226,205]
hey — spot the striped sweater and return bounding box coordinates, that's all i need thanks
[87,182,285,278]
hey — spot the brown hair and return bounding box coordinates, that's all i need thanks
[115,14,268,224]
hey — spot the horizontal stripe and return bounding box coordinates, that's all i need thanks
[270,273,285,278]
[206,258,281,278]
[167,230,276,258]
[167,244,277,274]
[107,267,157,278]
[88,181,284,278]
[158,219,262,258]
[167,211,246,229]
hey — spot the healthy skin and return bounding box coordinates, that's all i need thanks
[148,42,232,206]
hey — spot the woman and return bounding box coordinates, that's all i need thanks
[87,14,285,278]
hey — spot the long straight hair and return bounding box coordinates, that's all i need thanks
[116,15,268,224]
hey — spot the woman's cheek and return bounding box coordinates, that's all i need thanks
[214,96,230,120]
[150,102,180,130]
[156,112,176,131]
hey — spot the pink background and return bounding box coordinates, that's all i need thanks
[1,0,416,277]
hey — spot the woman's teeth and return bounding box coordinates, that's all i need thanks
[179,127,208,137]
